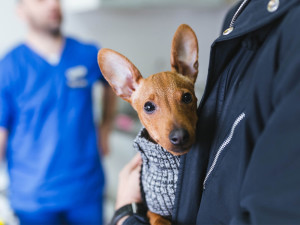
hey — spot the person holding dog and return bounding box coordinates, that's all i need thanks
[0,0,116,224]
[113,0,300,224]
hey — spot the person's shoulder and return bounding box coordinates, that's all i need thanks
[0,44,26,77]
[276,3,300,49]
[0,44,25,65]
[66,36,99,53]
[0,44,25,83]
[280,3,300,30]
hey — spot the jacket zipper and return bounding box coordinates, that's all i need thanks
[203,113,245,189]
[202,0,249,189]
[223,0,250,35]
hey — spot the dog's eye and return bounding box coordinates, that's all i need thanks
[144,102,156,114]
[182,93,193,104]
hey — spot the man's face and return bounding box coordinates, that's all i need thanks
[19,0,62,35]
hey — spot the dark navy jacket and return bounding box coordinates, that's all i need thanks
[124,0,300,224]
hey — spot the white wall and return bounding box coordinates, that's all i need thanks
[63,6,230,97]
[0,2,231,98]
[0,1,26,57]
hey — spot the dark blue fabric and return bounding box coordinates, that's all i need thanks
[0,37,106,211]
[123,0,300,224]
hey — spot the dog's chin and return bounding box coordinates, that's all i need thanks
[167,144,192,156]
[170,150,189,156]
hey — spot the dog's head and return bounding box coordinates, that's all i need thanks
[98,24,198,155]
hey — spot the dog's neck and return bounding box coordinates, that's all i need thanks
[133,128,180,216]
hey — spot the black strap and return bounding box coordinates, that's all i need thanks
[110,203,147,225]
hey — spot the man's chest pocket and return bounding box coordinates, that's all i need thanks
[64,65,93,101]
[65,65,90,88]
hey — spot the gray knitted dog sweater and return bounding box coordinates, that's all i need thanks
[133,128,180,217]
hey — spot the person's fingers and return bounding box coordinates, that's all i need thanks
[132,163,141,175]
[116,153,143,210]
[125,153,142,171]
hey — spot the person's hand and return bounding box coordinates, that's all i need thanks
[115,153,143,210]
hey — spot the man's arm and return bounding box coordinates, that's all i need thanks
[231,8,300,224]
[231,79,300,224]
[98,84,117,156]
[0,128,8,161]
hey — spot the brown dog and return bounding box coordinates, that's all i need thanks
[98,24,199,225]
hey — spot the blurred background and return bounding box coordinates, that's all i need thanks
[0,0,236,224]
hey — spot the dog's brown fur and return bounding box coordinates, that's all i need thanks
[98,24,199,224]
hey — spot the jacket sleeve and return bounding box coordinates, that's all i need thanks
[231,6,300,224]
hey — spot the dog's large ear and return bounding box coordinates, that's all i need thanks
[98,48,142,103]
[170,24,199,83]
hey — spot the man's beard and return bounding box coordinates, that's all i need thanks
[29,16,63,37]
[48,26,61,37]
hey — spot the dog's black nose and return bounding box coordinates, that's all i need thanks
[169,129,189,146]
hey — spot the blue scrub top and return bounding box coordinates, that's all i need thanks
[0,37,106,211]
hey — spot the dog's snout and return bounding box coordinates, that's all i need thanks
[169,128,189,146]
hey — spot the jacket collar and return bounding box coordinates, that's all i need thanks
[215,0,299,43]
[199,0,299,114]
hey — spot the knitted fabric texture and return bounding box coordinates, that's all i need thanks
[133,128,180,217]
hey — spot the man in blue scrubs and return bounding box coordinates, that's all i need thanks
[0,0,116,224]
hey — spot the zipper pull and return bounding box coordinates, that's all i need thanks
[223,27,234,35]
[222,0,250,36]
